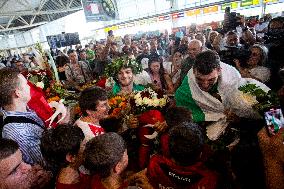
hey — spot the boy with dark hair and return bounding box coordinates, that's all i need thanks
[40,124,88,189]
[84,132,129,188]
[159,106,192,158]
[147,122,219,189]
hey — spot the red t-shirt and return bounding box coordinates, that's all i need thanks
[147,154,220,189]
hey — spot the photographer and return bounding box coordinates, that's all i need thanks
[266,16,284,91]
[218,31,249,67]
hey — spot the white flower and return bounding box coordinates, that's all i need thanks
[142,97,150,105]
[36,81,44,89]
[153,99,160,107]
[134,93,141,99]
[147,99,154,106]
[240,92,258,106]
[135,98,143,106]
[159,98,167,107]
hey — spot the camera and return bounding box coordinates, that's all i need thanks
[219,46,250,67]
[223,7,242,33]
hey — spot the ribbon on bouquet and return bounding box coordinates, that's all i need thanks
[143,124,158,139]
[46,99,67,128]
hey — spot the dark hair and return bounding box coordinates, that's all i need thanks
[0,68,20,107]
[67,49,76,55]
[193,50,220,75]
[165,107,192,128]
[268,16,284,31]
[84,132,126,178]
[79,49,86,54]
[174,47,186,55]
[0,138,19,160]
[169,122,204,166]
[148,54,167,90]
[79,86,108,116]
[226,31,238,37]
[40,124,84,174]
[56,55,69,67]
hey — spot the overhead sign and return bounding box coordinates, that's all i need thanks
[240,0,260,7]
[203,5,218,14]
[82,0,119,22]
[221,2,239,10]
[186,9,201,16]
[263,0,278,3]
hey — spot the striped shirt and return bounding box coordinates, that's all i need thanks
[1,108,45,166]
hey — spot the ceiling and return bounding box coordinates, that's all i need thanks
[0,0,83,36]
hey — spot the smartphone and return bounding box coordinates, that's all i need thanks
[264,107,284,135]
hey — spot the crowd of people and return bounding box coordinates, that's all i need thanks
[0,14,284,189]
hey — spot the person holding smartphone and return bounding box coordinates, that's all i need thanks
[258,126,284,189]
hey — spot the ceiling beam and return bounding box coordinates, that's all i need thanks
[68,0,75,8]
[0,22,48,32]
[39,0,48,11]
[50,0,64,9]
[30,15,37,25]
[58,0,64,7]
[0,7,83,16]
[0,24,5,29]
[6,16,15,29]
[17,16,29,25]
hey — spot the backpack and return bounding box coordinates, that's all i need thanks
[0,114,42,138]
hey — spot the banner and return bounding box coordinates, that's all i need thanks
[221,2,239,10]
[186,9,201,16]
[203,5,218,14]
[240,0,259,7]
[82,0,119,22]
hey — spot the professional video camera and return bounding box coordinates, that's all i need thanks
[222,7,242,33]
[219,46,250,67]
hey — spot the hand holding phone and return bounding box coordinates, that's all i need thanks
[264,108,284,136]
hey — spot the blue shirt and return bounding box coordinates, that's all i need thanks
[1,108,45,166]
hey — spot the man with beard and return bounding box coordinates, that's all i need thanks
[0,138,51,189]
[175,50,268,188]
[175,50,244,122]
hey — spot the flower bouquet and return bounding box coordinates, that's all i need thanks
[27,69,50,90]
[130,88,169,169]
[206,80,278,144]
[238,83,279,114]
[46,81,79,105]
[108,96,128,118]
